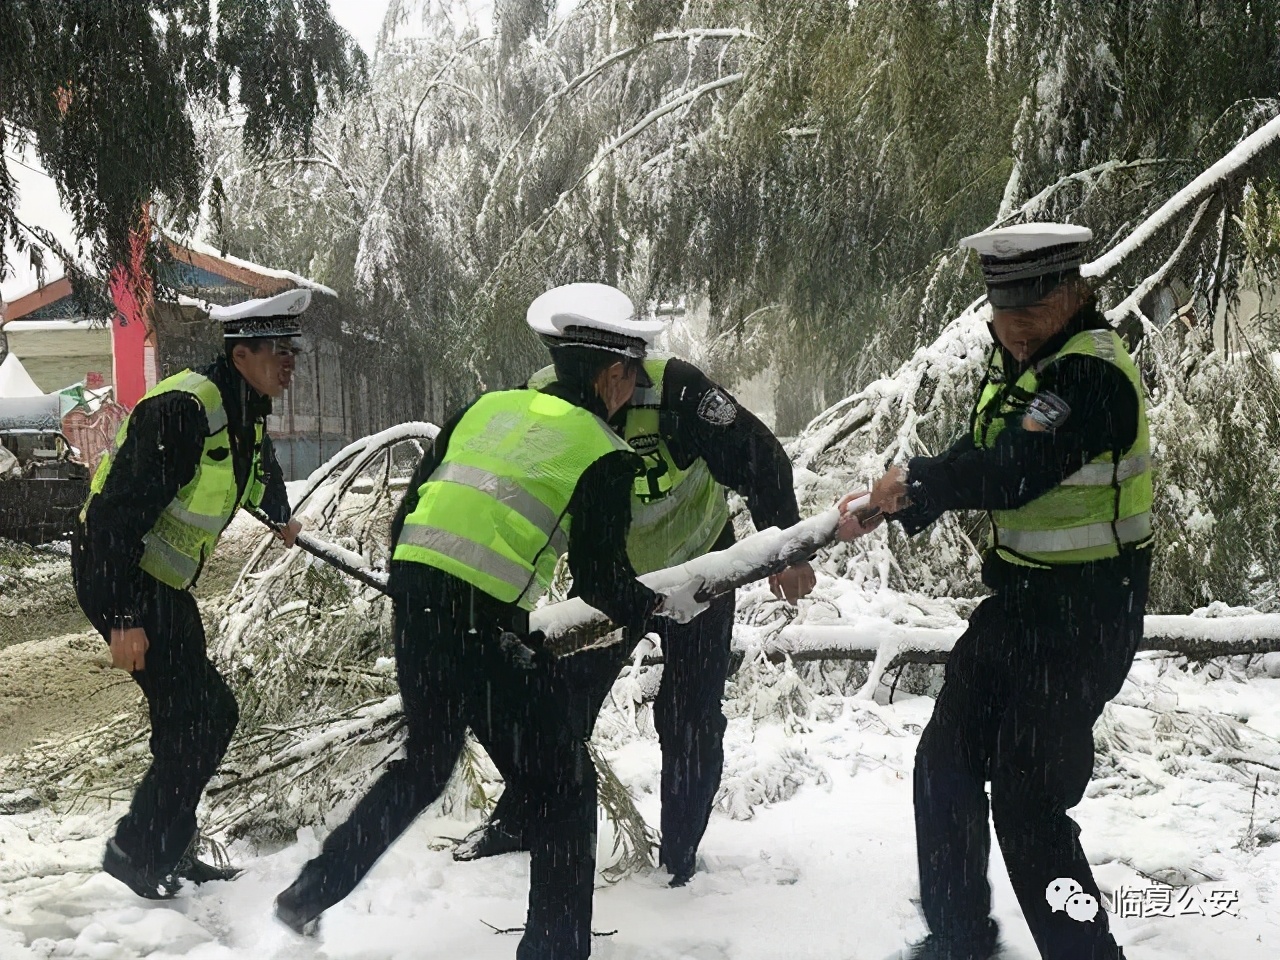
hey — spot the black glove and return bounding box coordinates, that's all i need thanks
[498,631,554,670]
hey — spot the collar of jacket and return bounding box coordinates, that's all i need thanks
[536,378,612,423]
[205,355,274,429]
[993,299,1109,377]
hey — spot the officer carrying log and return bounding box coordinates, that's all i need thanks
[864,223,1152,960]
[273,283,715,959]
[454,284,817,886]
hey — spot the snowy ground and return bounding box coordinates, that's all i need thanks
[2,653,1278,960]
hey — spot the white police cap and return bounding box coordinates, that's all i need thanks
[527,283,664,359]
[211,288,310,339]
[960,223,1093,308]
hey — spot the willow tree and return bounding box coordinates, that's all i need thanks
[641,0,1280,429]
[214,0,756,414]
[0,0,366,286]
[211,0,1280,425]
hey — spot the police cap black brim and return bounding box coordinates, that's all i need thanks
[986,270,1075,310]
[222,316,304,339]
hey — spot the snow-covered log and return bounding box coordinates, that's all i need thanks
[534,507,844,655]
[533,498,1280,666]
[603,614,1280,704]
[751,615,1280,664]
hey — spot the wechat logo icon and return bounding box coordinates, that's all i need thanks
[1047,878,1098,922]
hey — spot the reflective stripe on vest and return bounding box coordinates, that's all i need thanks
[528,358,729,574]
[1059,454,1150,487]
[393,389,631,609]
[82,369,265,589]
[140,531,202,586]
[973,328,1153,566]
[397,523,547,607]
[430,462,570,555]
[995,511,1153,555]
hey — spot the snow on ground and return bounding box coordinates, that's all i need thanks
[2,657,1278,960]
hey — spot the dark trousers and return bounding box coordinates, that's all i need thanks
[291,574,599,960]
[487,588,737,873]
[915,557,1149,960]
[74,575,239,877]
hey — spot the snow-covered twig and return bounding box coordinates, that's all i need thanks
[995,158,1181,228]
[405,36,495,160]
[475,72,746,301]
[255,154,361,208]
[476,28,757,230]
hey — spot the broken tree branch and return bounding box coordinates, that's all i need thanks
[1082,111,1280,281]
[534,508,843,656]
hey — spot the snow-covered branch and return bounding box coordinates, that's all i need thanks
[1082,111,1280,279]
[405,36,495,159]
[477,28,757,229]
[534,508,842,653]
[995,158,1181,228]
[218,421,437,659]
[476,72,746,301]
[257,154,364,214]
[1104,195,1216,326]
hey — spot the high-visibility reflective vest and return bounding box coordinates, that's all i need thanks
[528,359,729,574]
[82,370,266,589]
[972,328,1153,566]
[392,389,632,609]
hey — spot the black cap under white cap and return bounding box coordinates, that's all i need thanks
[960,223,1092,309]
[211,288,310,339]
[527,283,664,360]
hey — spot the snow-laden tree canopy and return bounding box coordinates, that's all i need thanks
[213,0,1280,427]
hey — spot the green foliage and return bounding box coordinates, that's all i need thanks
[1143,330,1280,612]
[647,1,1014,402]
[0,0,366,283]
[642,0,1280,426]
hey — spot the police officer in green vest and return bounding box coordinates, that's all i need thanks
[274,283,706,960]
[72,288,306,899]
[452,293,816,886]
[867,224,1151,960]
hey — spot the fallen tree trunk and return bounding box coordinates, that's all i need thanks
[528,503,1280,664]
[273,502,1280,666]
[744,617,1280,668]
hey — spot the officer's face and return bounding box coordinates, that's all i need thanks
[991,283,1077,363]
[232,339,298,397]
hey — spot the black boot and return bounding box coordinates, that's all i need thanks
[174,850,241,884]
[900,919,1000,960]
[275,865,348,936]
[102,839,182,901]
[659,846,697,887]
[453,819,528,862]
